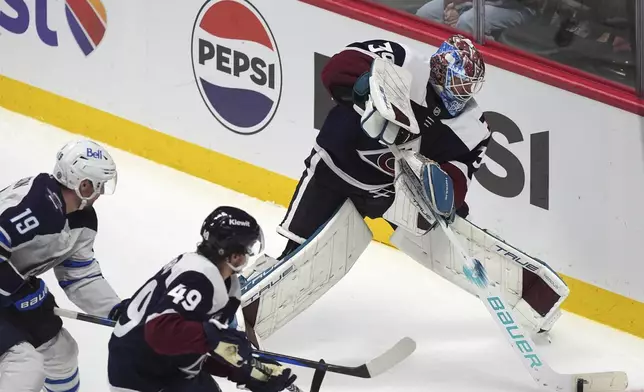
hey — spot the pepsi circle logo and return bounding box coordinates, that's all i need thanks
[191,0,282,135]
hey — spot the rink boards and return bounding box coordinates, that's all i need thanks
[0,0,643,338]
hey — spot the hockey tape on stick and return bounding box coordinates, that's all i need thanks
[388,145,628,392]
[54,307,117,327]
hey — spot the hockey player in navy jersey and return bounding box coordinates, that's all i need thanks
[276,34,490,258]
[107,206,297,392]
[241,35,492,343]
[0,139,123,392]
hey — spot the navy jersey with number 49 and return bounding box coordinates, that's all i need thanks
[108,252,241,392]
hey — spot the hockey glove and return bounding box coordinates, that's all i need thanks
[204,317,253,369]
[422,160,456,224]
[5,277,62,347]
[108,298,130,321]
[8,277,51,312]
[398,151,456,224]
[237,357,297,392]
[353,70,403,145]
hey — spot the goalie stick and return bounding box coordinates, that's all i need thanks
[387,144,628,392]
[53,308,416,389]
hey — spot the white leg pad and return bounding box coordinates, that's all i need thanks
[390,216,569,333]
[241,199,373,340]
[0,342,45,392]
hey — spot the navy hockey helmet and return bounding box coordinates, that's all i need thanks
[198,206,264,268]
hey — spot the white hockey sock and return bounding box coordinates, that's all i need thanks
[44,367,80,392]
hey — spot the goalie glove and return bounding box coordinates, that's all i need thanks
[396,150,456,223]
[360,95,405,145]
[354,71,404,145]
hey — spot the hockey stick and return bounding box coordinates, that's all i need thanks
[52,309,305,392]
[53,308,416,382]
[54,307,117,327]
[387,145,628,392]
[252,337,417,379]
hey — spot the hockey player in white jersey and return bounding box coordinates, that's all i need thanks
[0,139,124,392]
[108,206,297,392]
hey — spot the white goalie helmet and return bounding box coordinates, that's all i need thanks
[53,139,118,209]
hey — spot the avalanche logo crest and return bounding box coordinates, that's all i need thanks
[65,0,108,56]
[191,0,283,135]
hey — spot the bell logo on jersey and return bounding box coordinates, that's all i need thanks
[0,0,108,56]
[191,0,282,135]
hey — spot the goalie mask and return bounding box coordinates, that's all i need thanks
[429,35,486,116]
[200,206,264,273]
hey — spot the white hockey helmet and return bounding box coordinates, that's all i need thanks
[53,139,118,209]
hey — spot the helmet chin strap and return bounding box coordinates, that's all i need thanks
[227,259,248,273]
[74,186,98,211]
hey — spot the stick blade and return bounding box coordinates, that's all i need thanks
[365,337,417,377]
[573,371,628,392]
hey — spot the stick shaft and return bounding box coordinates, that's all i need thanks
[53,308,373,378]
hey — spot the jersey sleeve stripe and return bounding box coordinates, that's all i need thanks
[58,272,103,289]
[61,259,96,268]
[0,247,10,260]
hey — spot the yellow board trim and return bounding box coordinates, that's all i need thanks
[1,74,643,338]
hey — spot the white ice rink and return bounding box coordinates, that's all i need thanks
[1,106,643,392]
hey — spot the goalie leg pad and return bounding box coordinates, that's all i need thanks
[389,217,569,333]
[240,199,373,340]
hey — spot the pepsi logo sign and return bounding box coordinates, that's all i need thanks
[191,0,282,135]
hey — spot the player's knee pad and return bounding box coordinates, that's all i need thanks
[38,328,80,392]
[0,341,46,392]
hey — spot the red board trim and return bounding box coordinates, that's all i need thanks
[301,0,644,116]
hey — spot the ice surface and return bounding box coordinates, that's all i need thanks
[1,106,642,392]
